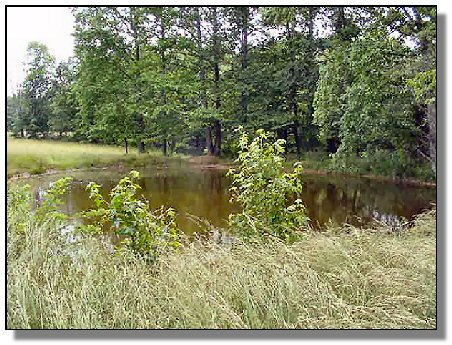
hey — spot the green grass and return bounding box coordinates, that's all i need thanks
[7,137,181,177]
[7,189,436,329]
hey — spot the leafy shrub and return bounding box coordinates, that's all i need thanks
[7,178,73,261]
[227,128,308,240]
[80,170,181,261]
[7,184,32,237]
[34,177,73,223]
[329,149,435,180]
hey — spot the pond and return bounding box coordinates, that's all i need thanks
[21,162,436,234]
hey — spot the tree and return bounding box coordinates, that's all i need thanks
[48,59,78,136]
[73,7,145,150]
[21,42,55,138]
[7,94,25,136]
[258,7,322,154]
[15,6,435,180]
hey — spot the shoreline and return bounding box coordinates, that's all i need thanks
[7,156,437,189]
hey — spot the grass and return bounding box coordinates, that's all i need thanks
[7,184,436,329]
[7,137,182,177]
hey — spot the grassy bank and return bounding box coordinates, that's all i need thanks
[7,137,435,185]
[7,186,436,329]
[6,137,180,178]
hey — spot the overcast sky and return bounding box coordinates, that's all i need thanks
[7,7,75,95]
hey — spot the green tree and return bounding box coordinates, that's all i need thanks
[73,7,150,151]
[21,42,55,138]
[254,7,322,154]
[7,94,24,135]
[228,128,307,240]
[48,59,78,137]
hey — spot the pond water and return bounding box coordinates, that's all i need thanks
[22,162,436,234]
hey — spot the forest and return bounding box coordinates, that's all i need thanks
[7,6,437,180]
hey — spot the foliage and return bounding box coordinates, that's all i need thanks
[79,170,181,260]
[48,60,78,135]
[17,42,56,138]
[314,29,423,176]
[7,95,26,135]
[7,178,73,264]
[227,128,308,240]
[329,149,434,180]
[313,40,351,149]
[8,6,437,180]
[34,177,73,223]
[7,184,32,237]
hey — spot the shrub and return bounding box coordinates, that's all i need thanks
[80,170,181,261]
[227,128,308,240]
[329,149,435,180]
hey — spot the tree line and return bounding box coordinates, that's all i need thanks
[7,6,436,176]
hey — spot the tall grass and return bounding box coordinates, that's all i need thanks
[7,137,174,177]
[7,193,436,329]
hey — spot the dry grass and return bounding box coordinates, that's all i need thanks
[7,137,172,177]
[7,193,436,329]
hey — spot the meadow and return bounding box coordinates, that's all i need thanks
[6,137,168,177]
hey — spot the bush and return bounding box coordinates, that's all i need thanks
[227,128,308,240]
[329,149,435,180]
[80,170,181,261]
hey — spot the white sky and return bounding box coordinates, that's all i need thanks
[6,7,75,95]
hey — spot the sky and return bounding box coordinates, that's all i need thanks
[6,7,75,95]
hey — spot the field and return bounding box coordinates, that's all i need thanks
[7,137,174,177]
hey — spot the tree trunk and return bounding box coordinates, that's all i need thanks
[287,19,298,156]
[335,7,346,34]
[282,128,288,154]
[125,138,128,155]
[205,126,214,155]
[277,128,289,154]
[427,102,436,175]
[212,7,222,157]
[293,122,301,157]
[163,140,167,156]
[131,8,145,150]
[170,138,176,154]
[327,138,339,153]
[195,134,200,148]
[240,7,249,123]
[196,10,213,156]
[137,139,145,154]
[213,120,221,156]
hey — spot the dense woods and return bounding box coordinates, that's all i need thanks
[7,6,437,179]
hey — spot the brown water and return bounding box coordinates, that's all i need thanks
[24,163,436,233]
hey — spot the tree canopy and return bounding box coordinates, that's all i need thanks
[8,6,437,178]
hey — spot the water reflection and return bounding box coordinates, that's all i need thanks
[24,166,436,233]
[301,174,435,229]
